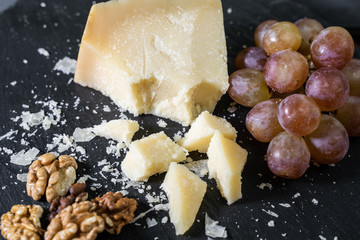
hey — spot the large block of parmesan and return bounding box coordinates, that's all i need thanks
[121,132,187,181]
[207,131,247,205]
[162,162,207,235]
[178,111,237,153]
[74,0,228,126]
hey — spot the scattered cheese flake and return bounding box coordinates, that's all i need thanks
[279,203,291,208]
[184,159,208,177]
[10,81,17,86]
[227,8,232,14]
[54,57,77,75]
[0,129,18,141]
[205,213,227,239]
[312,198,319,205]
[37,48,50,57]
[72,128,95,142]
[23,59,28,64]
[40,2,46,7]
[293,193,301,198]
[77,174,98,183]
[103,105,111,112]
[156,119,167,128]
[16,173,28,182]
[319,235,327,240]
[119,190,129,196]
[10,148,39,166]
[262,209,279,218]
[131,204,169,224]
[258,182,273,190]
[146,218,158,228]
[173,131,184,142]
[268,220,275,227]
[161,216,168,224]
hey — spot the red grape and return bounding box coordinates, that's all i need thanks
[305,67,349,111]
[341,58,360,97]
[278,94,321,136]
[294,18,324,56]
[310,27,355,69]
[263,21,302,56]
[335,96,360,136]
[267,132,310,179]
[235,47,267,71]
[245,98,283,142]
[304,114,349,164]
[254,20,278,48]
[264,50,309,93]
[227,69,271,107]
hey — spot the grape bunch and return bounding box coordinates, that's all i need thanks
[228,18,360,179]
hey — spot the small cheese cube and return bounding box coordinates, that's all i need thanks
[74,0,228,126]
[207,131,247,205]
[178,111,237,153]
[121,132,187,181]
[162,162,207,235]
[91,119,139,146]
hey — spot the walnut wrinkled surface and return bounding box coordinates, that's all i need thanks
[49,183,88,220]
[27,153,78,202]
[92,191,137,234]
[45,201,105,240]
[1,204,45,240]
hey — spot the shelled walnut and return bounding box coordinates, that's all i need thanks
[49,183,88,220]
[27,153,78,202]
[92,191,137,234]
[45,201,105,240]
[1,204,45,240]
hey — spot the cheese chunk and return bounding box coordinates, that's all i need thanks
[162,162,207,235]
[121,132,187,181]
[74,0,228,126]
[178,111,237,153]
[207,131,247,205]
[91,119,139,146]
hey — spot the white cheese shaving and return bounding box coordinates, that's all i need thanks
[312,198,319,205]
[10,147,39,166]
[161,216,168,224]
[258,182,273,190]
[131,204,169,224]
[268,220,275,227]
[37,48,50,57]
[156,119,167,128]
[262,209,279,218]
[0,129,18,141]
[205,213,227,239]
[184,159,208,177]
[16,173,28,182]
[54,57,77,75]
[146,218,158,228]
[279,203,291,208]
[72,128,95,142]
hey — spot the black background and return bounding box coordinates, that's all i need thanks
[0,0,360,239]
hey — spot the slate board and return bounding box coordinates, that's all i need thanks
[0,0,360,239]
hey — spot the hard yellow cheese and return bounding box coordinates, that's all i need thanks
[178,111,237,153]
[74,0,228,126]
[92,119,139,145]
[162,162,207,235]
[207,131,248,205]
[121,132,187,181]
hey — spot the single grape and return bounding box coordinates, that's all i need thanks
[304,114,349,164]
[278,94,321,136]
[245,98,283,142]
[335,96,360,136]
[294,18,324,56]
[310,26,355,69]
[263,21,302,56]
[264,49,309,93]
[305,67,349,111]
[254,20,278,48]
[341,58,360,96]
[267,132,310,179]
[227,69,271,107]
[235,47,267,71]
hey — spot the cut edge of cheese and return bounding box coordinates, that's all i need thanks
[207,131,247,205]
[121,131,187,181]
[74,0,229,126]
[161,162,207,235]
[178,111,237,153]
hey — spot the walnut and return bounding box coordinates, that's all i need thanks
[92,192,137,234]
[44,201,105,240]
[1,204,45,240]
[49,183,88,220]
[27,153,78,202]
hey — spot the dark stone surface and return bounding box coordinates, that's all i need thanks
[0,0,359,239]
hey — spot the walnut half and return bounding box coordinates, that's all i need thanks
[45,201,105,240]
[27,153,78,202]
[92,191,137,234]
[1,204,45,240]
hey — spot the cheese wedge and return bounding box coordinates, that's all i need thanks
[178,111,237,153]
[121,132,187,181]
[207,131,247,205]
[74,0,228,126]
[162,162,207,235]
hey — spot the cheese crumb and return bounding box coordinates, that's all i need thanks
[262,209,279,218]
[205,213,227,239]
[54,57,77,75]
[258,182,273,190]
[268,220,275,227]
[312,198,319,205]
[37,48,50,57]
[279,203,291,208]
[16,173,28,182]
[293,193,301,198]
[156,119,167,128]
[146,218,158,228]
[10,148,39,166]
